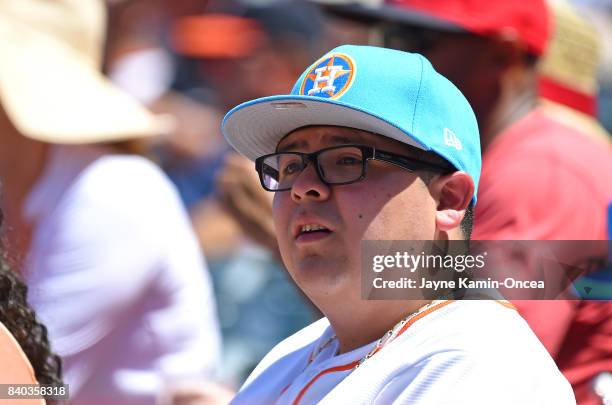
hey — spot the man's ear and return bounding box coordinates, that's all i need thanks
[429,172,474,232]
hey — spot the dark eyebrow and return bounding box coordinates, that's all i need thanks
[277,139,307,153]
[277,134,368,152]
[327,135,357,145]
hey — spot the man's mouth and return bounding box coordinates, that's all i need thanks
[295,223,332,242]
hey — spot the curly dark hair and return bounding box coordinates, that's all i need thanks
[0,209,63,389]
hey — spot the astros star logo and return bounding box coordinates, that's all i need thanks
[299,53,355,99]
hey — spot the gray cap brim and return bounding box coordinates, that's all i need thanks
[222,94,426,162]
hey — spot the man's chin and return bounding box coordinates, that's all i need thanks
[290,254,345,275]
[289,257,354,292]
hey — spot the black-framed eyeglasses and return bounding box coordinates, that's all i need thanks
[255,145,455,192]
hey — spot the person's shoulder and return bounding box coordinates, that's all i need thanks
[241,318,330,388]
[79,152,174,196]
[491,109,611,162]
[70,151,183,215]
[398,301,556,370]
[479,109,612,213]
[418,300,568,378]
[0,321,39,384]
[431,301,547,352]
[392,300,574,402]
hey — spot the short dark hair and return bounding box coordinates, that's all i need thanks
[461,202,474,240]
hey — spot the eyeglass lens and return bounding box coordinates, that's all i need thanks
[260,146,364,190]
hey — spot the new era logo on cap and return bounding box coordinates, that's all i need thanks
[444,128,462,150]
[299,53,356,99]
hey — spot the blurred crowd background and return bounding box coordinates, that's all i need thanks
[1,0,612,404]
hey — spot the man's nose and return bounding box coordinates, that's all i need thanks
[290,163,331,203]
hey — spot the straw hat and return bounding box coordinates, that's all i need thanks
[0,0,171,144]
[538,0,600,111]
[538,0,610,143]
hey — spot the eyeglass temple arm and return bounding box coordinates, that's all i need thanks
[372,149,454,173]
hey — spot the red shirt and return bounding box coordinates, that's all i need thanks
[473,108,612,405]
[473,108,612,241]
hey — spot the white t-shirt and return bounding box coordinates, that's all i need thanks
[232,300,576,405]
[25,145,221,405]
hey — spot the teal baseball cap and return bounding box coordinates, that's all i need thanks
[221,44,481,203]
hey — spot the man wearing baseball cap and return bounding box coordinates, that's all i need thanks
[312,1,612,403]
[222,44,575,404]
[0,0,220,403]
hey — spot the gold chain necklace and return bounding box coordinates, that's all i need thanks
[308,299,449,369]
[355,299,447,368]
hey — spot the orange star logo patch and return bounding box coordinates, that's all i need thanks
[299,53,355,99]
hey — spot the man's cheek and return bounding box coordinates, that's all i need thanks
[272,194,288,232]
[276,239,293,270]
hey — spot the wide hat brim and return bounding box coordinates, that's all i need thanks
[0,15,172,144]
[222,94,428,161]
[317,1,465,32]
